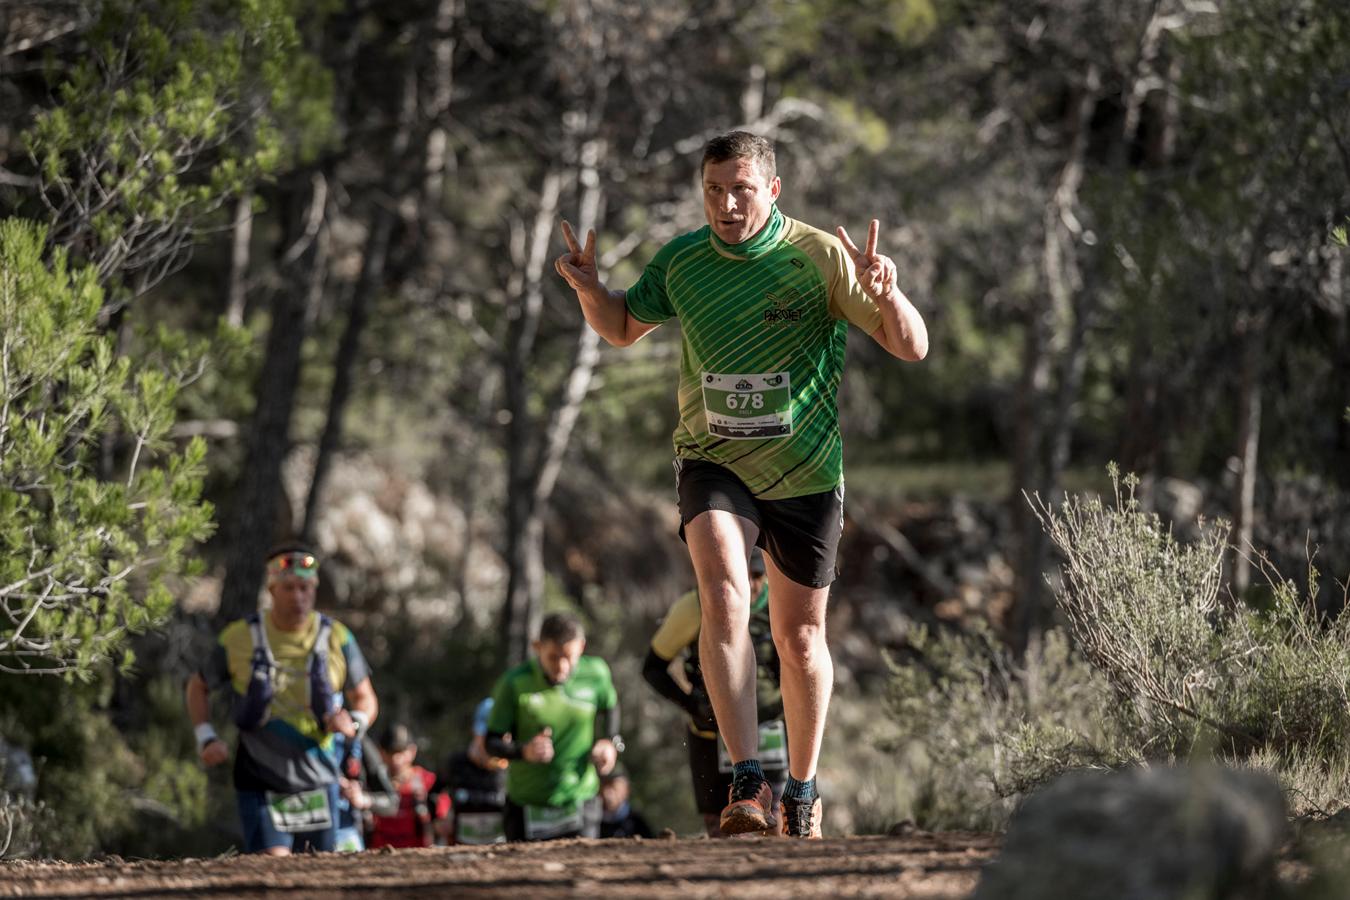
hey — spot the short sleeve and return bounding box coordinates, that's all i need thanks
[826,241,883,333]
[487,674,516,734]
[201,640,232,692]
[595,659,618,711]
[649,591,702,661]
[337,624,370,689]
[624,244,679,324]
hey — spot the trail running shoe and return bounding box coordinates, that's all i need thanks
[719,777,777,835]
[778,796,823,839]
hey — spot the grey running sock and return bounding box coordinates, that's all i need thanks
[784,775,817,803]
[733,759,765,784]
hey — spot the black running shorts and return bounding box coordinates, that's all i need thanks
[674,458,844,588]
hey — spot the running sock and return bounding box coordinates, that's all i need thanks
[732,759,766,785]
[783,775,818,803]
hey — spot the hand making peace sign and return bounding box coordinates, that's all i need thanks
[554,219,601,295]
[837,219,898,304]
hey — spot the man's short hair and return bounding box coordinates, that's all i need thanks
[538,612,585,646]
[377,721,416,753]
[701,131,776,182]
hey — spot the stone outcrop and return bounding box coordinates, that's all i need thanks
[974,765,1288,900]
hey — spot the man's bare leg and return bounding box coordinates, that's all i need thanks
[764,554,832,781]
[684,510,759,763]
[685,510,779,833]
[765,553,830,837]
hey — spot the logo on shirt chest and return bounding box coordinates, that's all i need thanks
[763,288,804,325]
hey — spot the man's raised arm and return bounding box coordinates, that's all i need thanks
[554,220,659,348]
[838,219,929,362]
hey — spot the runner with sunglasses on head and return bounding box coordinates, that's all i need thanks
[556,131,927,838]
[185,541,379,854]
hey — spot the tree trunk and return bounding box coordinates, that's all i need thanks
[452,369,501,627]
[498,135,606,665]
[216,173,329,624]
[1011,66,1098,651]
[423,0,459,203]
[226,189,253,327]
[499,168,563,664]
[1229,320,1262,598]
[300,202,395,542]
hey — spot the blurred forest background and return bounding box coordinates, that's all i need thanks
[0,0,1346,859]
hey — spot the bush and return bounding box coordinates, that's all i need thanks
[885,624,1128,831]
[887,466,1350,829]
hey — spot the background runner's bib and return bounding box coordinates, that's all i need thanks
[524,801,583,840]
[265,788,332,833]
[702,372,792,439]
[717,720,788,773]
[456,811,506,844]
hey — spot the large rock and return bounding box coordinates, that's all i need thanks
[975,765,1287,900]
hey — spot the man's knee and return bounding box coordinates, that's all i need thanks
[698,584,752,635]
[773,624,829,669]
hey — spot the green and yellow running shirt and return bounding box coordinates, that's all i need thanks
[625,205,882,500]
[487,656,618,808]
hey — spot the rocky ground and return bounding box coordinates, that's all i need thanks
[0,832,1000,899]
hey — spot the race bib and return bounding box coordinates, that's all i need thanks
[718,720,789,773]
[456,811,506,845]
[265,788,333,833]
[702,372,792,439]
[523,801,584,841]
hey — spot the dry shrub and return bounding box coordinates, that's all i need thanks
[887,466,1350,830]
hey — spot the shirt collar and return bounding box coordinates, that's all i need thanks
[708,205,786,260]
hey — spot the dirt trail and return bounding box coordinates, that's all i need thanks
[0,832,999,899]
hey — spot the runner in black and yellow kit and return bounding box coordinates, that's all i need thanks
[556,131,928,838]
[644,548,787,837]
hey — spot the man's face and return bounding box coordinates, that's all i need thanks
[534,637,585,685]
[267,575,317,622]
[702,156,780,246]
[380,745,418,778]
[600,776,629,813]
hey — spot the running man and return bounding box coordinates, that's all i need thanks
[555,131,927,838]
[484,613,622,841]
[185,541,379,854]
[643,547,787,837]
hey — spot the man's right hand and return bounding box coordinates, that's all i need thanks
[521,727,555,764]
[199,739,228,767]
[554,220,601,295]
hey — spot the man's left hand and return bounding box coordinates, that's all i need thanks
[590,738,618,776]
[837,219,898,303]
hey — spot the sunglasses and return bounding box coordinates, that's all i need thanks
[267,553,319,579]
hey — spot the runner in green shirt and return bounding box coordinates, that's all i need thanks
[485,613,621,841]
[555,131,927,838]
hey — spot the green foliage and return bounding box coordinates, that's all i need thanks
[890,468,1350,829]
[1038,467,1350,764]
[0,672,139,857]
[25,0,335,290]
[885,624,1125,831]
[0,667,218,859]
[0,218,214,675]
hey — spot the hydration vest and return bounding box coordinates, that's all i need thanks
[232,612,338,731]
